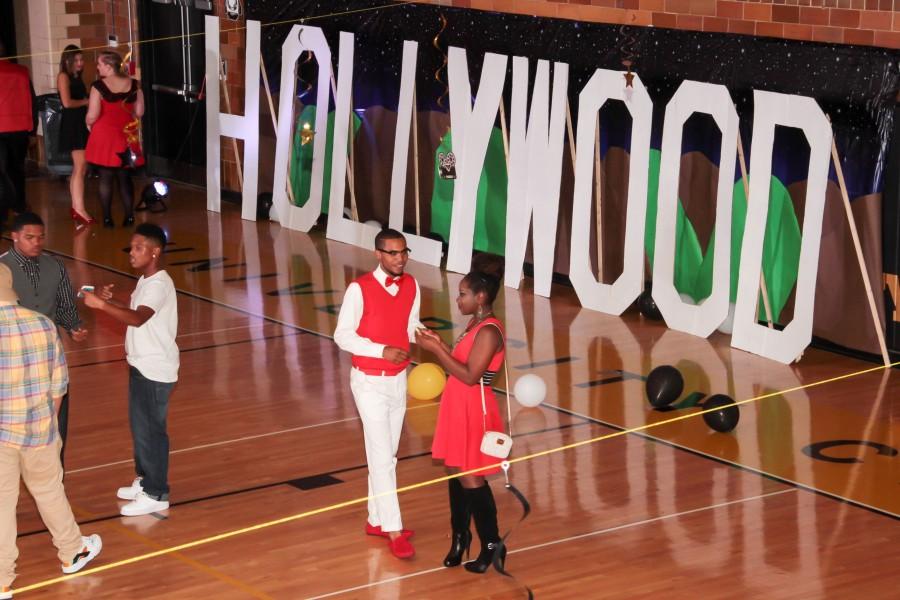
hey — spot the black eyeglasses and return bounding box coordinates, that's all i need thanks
[376,248,411,257]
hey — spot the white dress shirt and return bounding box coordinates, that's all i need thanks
[334,266,422,358]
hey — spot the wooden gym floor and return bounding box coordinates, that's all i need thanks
[2,176,898,599]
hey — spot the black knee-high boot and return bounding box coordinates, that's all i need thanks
[444,479,472,567]
[463,483,505,574]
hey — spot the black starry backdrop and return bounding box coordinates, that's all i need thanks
[251,0,898,199]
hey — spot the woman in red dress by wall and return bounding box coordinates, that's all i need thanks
[85,51,143,228]
[415,270,507,574]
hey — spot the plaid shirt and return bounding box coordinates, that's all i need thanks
[0,304,68,448]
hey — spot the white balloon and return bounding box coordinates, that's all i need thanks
[514,374,547,408]
[364,219,382,229]
[717,301,737,334]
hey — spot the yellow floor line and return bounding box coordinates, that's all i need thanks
[14,359,898,596]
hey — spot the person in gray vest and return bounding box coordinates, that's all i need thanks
[0,212,87,468]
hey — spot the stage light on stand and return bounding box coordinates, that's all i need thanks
[137,180,169,213]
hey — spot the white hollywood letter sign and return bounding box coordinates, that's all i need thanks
[326,32,376,248]
[653,80,738,337]
[505,57,568,297]
[731,90,832,364]
[204,17,260,220]
[271,25,332,232]
[569,70,653,314]
[387,41,443,266]
[445,47,509,274]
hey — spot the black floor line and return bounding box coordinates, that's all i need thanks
[24,242,898,522]
[540,402,900,521]
[514,356,578,370]
[69,331,304,369]
[31,243,332,341]
[17,421,591,539]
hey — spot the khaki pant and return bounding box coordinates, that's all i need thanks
[0,438,83,588]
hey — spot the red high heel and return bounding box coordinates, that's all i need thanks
[70,208,96,225]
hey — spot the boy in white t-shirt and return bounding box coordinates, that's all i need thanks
[83,223,178,517]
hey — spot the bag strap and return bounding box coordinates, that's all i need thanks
[478,321,512,438]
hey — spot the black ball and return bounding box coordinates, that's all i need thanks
[702,394,740,433]
[257,192,273,220]
[645,365,684,409]
[638,290,663,320]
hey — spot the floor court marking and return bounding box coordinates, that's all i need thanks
[303,488,798,599]
[66,402,440,475]
[539,368,900,521]
[68,503,274,600]
[21,423,595,538]
[46,247,337,340]
[68,331,304,369]
[13,361,897,596]
[14,245,896,594]
[65,324,268,355]
[48,244,900,506]
[546,403,900,520]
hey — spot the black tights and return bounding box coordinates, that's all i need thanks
[96,166,134,222]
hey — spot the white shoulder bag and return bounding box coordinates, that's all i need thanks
[478,323,513,459]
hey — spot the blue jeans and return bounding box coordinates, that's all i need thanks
[128,366,174,500]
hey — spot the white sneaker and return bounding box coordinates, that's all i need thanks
[120,491,169,517]
[116,477,143,501]
[61,534,102,574]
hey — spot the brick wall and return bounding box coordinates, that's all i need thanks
[414,0,900,48]
[63,0,141,81]
[15,0,56,95]
[10,0,140,92]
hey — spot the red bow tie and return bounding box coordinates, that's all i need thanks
[385,276,402,288]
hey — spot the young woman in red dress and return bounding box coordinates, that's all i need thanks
[415,270,507,573]
[84,51,143,228]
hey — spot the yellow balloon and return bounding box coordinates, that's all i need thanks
[408,363,446,401]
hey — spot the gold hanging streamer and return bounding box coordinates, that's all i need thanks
[295,24,316,146]
[297,50,315,100]
[433,13,449,109]
[122,50,133,74]
[618,23,639,88]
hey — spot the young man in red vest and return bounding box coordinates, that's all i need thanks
[334,229,422,559]
[0,40,37,227]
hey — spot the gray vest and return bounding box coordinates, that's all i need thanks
[0,252,63,321]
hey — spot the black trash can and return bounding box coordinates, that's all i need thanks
[37,93,73,176]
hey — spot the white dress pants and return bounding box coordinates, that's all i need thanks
[349,368,407,532]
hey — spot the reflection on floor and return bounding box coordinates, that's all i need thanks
[2,176,896,599]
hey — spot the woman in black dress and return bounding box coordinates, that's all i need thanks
[57,45,94,224]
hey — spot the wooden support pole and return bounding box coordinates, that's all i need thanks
[498,98,510,166]
[412,87,421,236]
[259,54,296,205]
[348,89,359,221]
[564,101,577,170]
[736,128,774,329]
[830,130,891,367]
